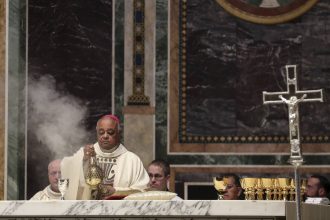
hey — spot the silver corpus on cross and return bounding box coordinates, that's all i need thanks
[263,64,323,166]
[263,64,324,220]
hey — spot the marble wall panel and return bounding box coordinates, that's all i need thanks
[7,0,26,200]
[183,0,330,143]
[114,0,125,119]
[156,0,330,170]
[0,0,5,200]
[155,0,168,159]
[27,0,113,199]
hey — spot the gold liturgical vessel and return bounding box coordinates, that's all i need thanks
[261,178,274,200]
[240,178,257,200]
[213,177,227,200]
[86,156,103,189]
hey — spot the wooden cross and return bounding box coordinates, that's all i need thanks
[263,65,323,164]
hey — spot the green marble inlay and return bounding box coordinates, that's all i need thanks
[155,0,168,159]
[114,0,125,128]
[7,0,27,200]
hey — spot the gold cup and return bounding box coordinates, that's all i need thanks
[273,178,280,200]
[241,178,257,200]
[255,178,264,200]
[300,179,307,201]
[277,178,291,200]
[289,179,296,201]
[261,178,274,200]
[213,177,227,200]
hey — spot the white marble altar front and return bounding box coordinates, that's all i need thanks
[1,200,330,220]
[0,200,285,218]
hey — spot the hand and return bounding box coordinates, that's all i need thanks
[83,144,95,160]
[98,184,116,199]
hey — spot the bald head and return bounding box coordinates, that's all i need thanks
[96,115,120,130]
[48,159,61,192]
[48,159,61,172]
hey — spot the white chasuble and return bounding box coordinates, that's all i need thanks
[61,143,149,200]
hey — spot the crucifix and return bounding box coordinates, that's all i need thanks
[263,64,323,220]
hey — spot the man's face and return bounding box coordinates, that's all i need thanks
[305,177,324,197]
[48,160,61,193]
[97,118,119,150]
[223,176,242,200]
[147,164,169,191]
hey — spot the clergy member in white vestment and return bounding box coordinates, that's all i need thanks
[30,159,62,200]
[61,114,149,200]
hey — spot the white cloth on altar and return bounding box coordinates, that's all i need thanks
[30,185,61,200]
[61,143,149,200]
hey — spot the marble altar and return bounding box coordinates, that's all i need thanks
[0,200,286,219]
[1,200,330,220]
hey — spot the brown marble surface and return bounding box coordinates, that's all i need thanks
[169,0,330,154]
[0,0,5,200]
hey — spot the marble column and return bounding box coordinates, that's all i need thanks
[0,0,5,200]
[123,0,155,167]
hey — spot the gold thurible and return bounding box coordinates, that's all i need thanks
[86,156,103,189]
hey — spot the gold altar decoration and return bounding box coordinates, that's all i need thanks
[213,177,228,200]
[218,177,307,201]
[241,178,257,200]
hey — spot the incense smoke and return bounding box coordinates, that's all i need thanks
[29,75,88,158]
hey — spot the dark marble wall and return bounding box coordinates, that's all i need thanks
[183,0,330,141]
[155,1,330,195]
[27,0,113,199]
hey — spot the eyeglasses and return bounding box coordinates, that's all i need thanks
[148,173,164,180]
[49,171,61,177]
[225,184,235,190]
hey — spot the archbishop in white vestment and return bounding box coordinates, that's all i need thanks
[61,142,149,199]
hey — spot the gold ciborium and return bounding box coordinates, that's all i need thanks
[86,156,103,189]
[261,178,274,200]
[278,178,291,200]
[241,178,257,200]
[213,177,227,200]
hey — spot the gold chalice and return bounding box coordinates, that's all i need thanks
[273,178,280,200]
[261,178,274,200]
[278,178,291,200]
[289,179,296,201]
[255,178,264,200]
[213,177,227,200]
[240,178,257,200]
